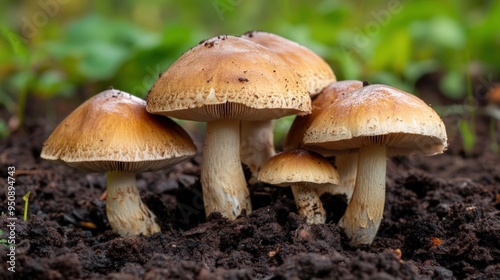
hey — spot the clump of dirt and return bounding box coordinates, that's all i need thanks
[0,113,499,279]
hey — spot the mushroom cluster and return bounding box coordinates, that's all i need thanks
[41,31,447,246]
[147,35,311,220]
[239,31,337,181]
[240,34,447,246]
[294,83,448,246]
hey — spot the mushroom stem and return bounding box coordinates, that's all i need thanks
[240,120,275,183]
[202,119,251,220]
[106,171,160,237]
[316,152,358,201]
[291,184,326,224]
[339,145,386,246]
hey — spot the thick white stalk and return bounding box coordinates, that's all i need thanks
[240,120,276,183]
[316,152,358,201]
[106,171,160,237]
[202,119,251,220]
[339,145,386,246]
[291,184,326,224]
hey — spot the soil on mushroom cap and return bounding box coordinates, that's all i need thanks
[0,113,499,279]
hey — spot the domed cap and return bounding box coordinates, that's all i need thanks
[146,35,311,121]
[285,80,364,149]
[41,89,197,173]
[302,84,448,156]
[258,149,339,188]
[242,31,336,96]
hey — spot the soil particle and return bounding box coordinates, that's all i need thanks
[272,251,422,279]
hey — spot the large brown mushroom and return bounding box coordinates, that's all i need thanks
[146,35,311,220]
[301,84,447,246]
[41,89,197,237]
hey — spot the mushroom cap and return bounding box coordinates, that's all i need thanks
[258,149,339,188]
[146,35,311,121]
[242,31,336,96]
[302,84,448,156]
[41,89,197,173]
[285,80,364,149]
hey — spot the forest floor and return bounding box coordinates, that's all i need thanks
[0,109,499,279]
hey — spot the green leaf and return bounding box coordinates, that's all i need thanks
[440,71,464,99]
[0,26,29,63]
[369,71,412,93]
[403,60,440,83]
[458,119,476,153]
[0,119,8,139]
[35,70,74,97]
[78,42,129,80]
[428,16,466,49]
[9,71,35,91]
[370,28,411,72]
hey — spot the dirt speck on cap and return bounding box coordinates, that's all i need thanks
[204,41,215,48]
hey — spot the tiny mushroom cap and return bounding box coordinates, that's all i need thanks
[239,31,335,182]
[285,80,364,200]
[146,35,311,221]
[258,149,339,224]
[41,89,197,237]
[300,84,447,246]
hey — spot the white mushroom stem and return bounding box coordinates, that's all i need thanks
[339,145,386,246]
[105,171,160,237]
[291,184,326,224]
[202,119,251,220]
[316,152,358,201]
[240,120,275,183]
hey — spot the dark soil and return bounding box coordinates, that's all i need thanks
[1,107,499,279]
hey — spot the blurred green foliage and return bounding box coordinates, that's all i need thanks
[0,0,499,140]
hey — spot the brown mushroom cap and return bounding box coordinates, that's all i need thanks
[302,84,448,156]
[242,31,336,96]
[258,149,339,187]
[285,80,364,149]
[146,35,311,121]
[41,89,197,173]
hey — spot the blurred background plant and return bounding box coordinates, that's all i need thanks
[0,0,499,149]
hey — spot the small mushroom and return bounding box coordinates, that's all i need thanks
[41,89,197,237]
[146,35,311,220]
[301,84,447,246]
[239,31,335,182]
[258,149,339,224]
